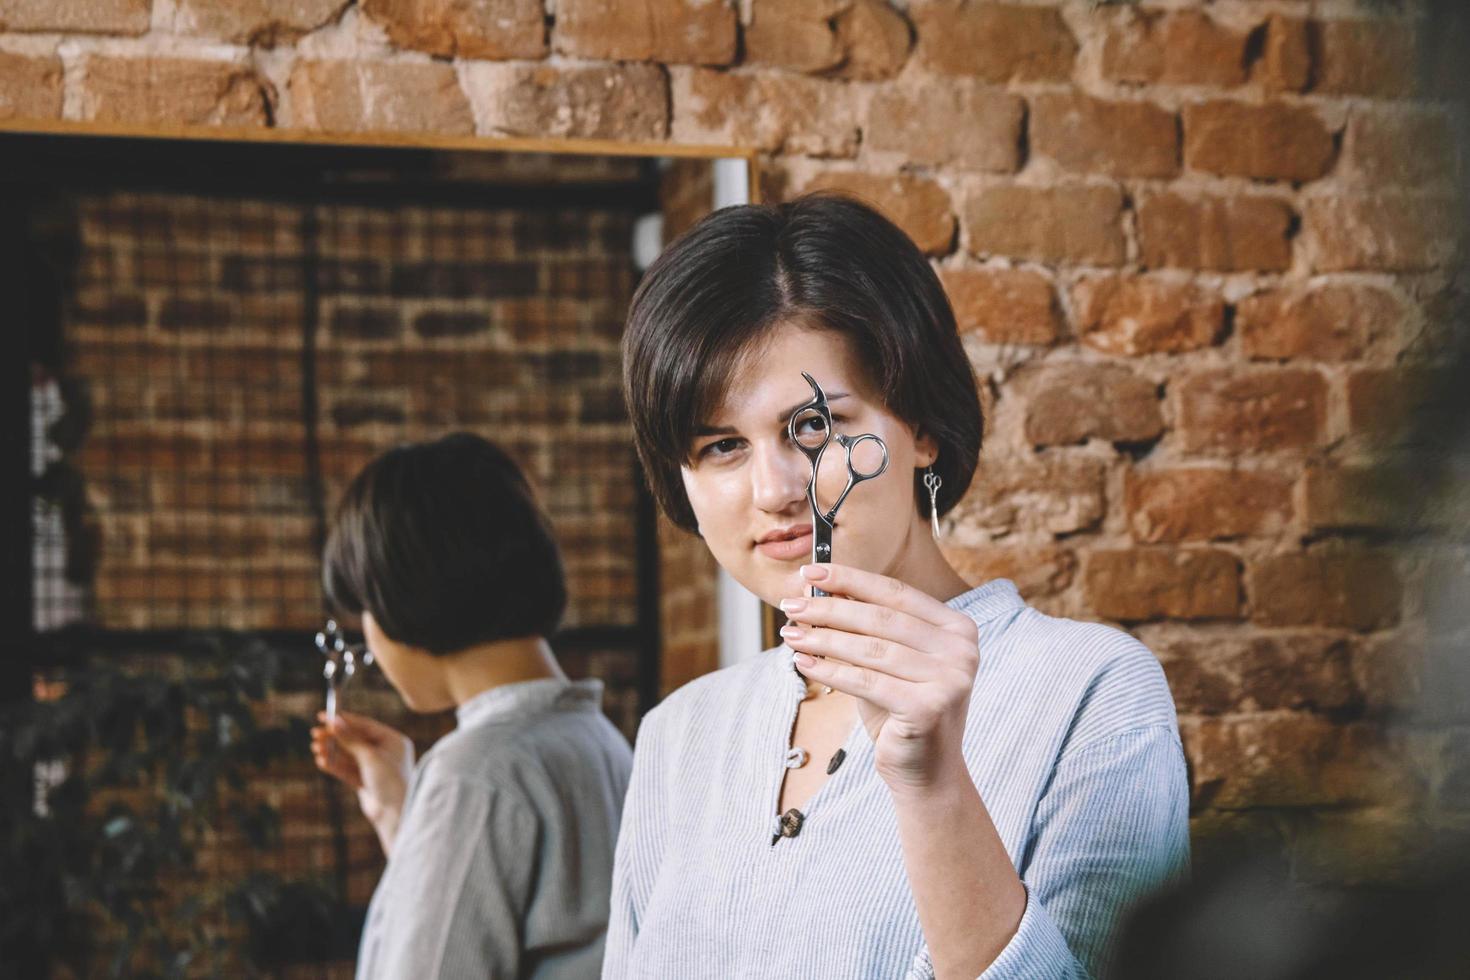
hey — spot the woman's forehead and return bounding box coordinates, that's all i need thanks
[710,326,870,420]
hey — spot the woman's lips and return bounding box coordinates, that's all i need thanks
[755,525,813,561]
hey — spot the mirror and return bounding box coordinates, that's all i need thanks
[4,125,751,973]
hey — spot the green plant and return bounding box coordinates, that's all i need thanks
[0,633,344,978]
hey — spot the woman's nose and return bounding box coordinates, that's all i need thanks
[749,442,809,514]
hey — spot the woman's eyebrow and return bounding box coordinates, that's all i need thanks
[693,394,852,437]
[777,392,849,425]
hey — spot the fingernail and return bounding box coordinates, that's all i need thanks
[801,564,829,581]
[780,624,805,641]
[779,598,807,615]
[792,652,816,668]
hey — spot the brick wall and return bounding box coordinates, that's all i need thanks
[67,186,640,633]
[5,0,1467,893]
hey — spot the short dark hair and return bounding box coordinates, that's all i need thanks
[622,192,983,532]
[322,432,566,653]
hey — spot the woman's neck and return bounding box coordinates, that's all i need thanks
[440,635,567,708]
[883,512,973,604]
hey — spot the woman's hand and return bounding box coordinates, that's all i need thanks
[779,562,981,795]
[310,710,415,857]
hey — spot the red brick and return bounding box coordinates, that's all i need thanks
[1137,193,1293,272]
[963,184,1125,266]
[1187,810,1289,870]
[949,453,1107,537]
[158,296,235,332]
[1182,715,1399,808]
[868,84,1023,172]
[1071,275,1224,356]
[1345,106,1461,188]
[1101,9,1249,88]
[1085,548,1241,622]
[1237,283,1404,361]
[1305,464,1417,531]
[913,2,1076,83]
[942,543,1076,601]
[76,55,271,127]
[360,0,545,58]
[1030,93,1179,179]
[1292,807,1440,887]
[745,0,845,72]
[0,0,149,33]
[72,290,147,329]
[1311,18,1417,97]
[832,0,912,80]
[802,172,955,256]
[744,0,910,79]
[0,51,61,120]
[1249,551,1401,630]
[1299,464,1464,533]
[555,0,736,65]
[1305,195,1461,272]
[462,63,667,142]
[1017,362,1163,447]
[1155,633,1357,715]
[1127,468,1292,543]
[1253,14,1311,92]
[412,310,492,339]
[1184,100,1336,182]
[168,0,346,44]
[1352,633,1423,717]
[673,68,856,157]
[1176,369,1326,454]
[289,60,472,135]
[331,304,403,342]
[940,266,1060,346]
[1346,368,1454,445]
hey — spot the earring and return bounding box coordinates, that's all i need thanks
[923,466,943,539]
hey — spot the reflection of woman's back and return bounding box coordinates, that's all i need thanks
[309,433,633,979]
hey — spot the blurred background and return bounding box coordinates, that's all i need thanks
[1,0,1466,976]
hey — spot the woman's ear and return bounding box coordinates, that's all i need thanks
[913,426,940,468]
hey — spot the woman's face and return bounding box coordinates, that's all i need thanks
[681,323,937,606]
[362,611,448,712]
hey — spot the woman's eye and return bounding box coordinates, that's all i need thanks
[793,414,843,438]
[701,438,743,458]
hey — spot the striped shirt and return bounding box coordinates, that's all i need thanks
[356,678,633,980]
[602,579,1190,979]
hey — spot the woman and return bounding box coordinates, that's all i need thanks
[310,432,633,979]
[604,195,1189,979]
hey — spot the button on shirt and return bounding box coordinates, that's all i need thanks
[602,580,1191,980]
[356,678,633,980]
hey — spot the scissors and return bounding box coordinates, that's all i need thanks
[787,372,890,598]
[314,619,373,727]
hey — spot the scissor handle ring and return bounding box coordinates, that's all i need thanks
[787,405,833,465]
[840,432,889,481]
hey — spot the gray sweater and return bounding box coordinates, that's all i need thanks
[356,678,633,980]
[603,580,1190,979]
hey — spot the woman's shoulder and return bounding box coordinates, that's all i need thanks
[420,695,630,799]
[986,598,1179,746]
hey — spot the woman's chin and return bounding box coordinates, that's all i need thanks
[762,565,809,605]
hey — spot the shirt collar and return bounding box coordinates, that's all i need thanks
[944,577,1025,626]
[454,677,603,730]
